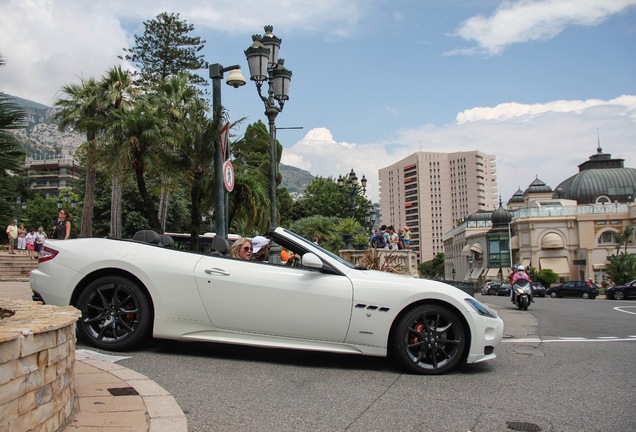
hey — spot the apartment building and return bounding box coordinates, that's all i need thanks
[21,156,81,198]
[379,151,498,262]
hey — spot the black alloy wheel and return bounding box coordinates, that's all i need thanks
[550,291,558,298]
[582,292,590,299]
[613,290,625,300]
[392,304,466,375]
[76,276,152,351]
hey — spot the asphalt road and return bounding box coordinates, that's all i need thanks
[78,294,636,432]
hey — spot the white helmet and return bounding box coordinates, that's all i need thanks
[516,265,525,272]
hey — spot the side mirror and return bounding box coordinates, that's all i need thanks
[301,253,323,269]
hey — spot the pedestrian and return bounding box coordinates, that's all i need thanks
[17,223,27,254]
[387,226,399,250]
[403,226,411,249]
[5,220,18,254]
[35,226,47,257]
[370,226,387,249]
[53,209,72,240]
[25,227,36,259]
[397,228,405,250]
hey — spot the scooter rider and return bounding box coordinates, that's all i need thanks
[510,265,533,303]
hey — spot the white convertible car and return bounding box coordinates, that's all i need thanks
[30,227,503,375]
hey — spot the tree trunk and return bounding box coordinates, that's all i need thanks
[158,176,171,233]
[110,173,122,238]
[190,170,203,253]
[80,135,97,238]
[134,167,162,231]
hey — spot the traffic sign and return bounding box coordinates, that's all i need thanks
[219,122,230,160]
[223,160,235,192]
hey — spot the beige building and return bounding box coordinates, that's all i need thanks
[445,147,636,285]
[379,151,497,262]
[21,156,81,198]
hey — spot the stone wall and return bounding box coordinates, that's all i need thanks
[0,298,80,432]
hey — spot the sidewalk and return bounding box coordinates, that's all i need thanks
[0,281,187,432]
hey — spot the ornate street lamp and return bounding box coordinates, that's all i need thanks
[245,25,292,228]
[209,63,247,238]
[365,202,377,233]
[337,168,367,218]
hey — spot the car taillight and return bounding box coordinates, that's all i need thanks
[38,246,59,263]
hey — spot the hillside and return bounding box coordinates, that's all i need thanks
[7,94,84,157]
[9,94,314,194]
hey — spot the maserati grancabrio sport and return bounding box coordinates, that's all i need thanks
[30,227,503,375]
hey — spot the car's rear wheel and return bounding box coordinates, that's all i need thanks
[582,292,590,299]
[391,304,466,375]
[76,276,152,351]
[550,292,558,298]
[613,291,625,300]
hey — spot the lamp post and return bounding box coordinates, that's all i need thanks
[337,168,367,218]
[364,202,376,234]
[245,25,292,228]
[209,63,247,238]
[57,192,76,210]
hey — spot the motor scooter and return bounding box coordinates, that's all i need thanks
[512,279,532,310]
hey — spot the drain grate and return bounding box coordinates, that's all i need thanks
[507,421,541,431]
[107,387,139,396]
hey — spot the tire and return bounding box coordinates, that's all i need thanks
[613,291,625,300]
[391,304,466,375]
[582,292,590,299]
[550,291,558,298]
[76,276,152,351]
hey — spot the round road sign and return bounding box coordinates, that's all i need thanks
[223,160,235,192]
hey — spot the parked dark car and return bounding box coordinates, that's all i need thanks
[531,282,546,297]
[481,282,497,295]
[605,280,636,300]
[546,281,598,299]
[495,282,512,296]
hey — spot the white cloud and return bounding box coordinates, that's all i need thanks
[452,0,636,55]
[284,96,636,206]
[0,0,363,105]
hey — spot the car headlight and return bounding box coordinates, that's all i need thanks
[465,298,498,318]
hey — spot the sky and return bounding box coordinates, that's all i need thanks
[1,0,636,205]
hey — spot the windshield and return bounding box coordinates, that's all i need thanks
[282,229,355,269]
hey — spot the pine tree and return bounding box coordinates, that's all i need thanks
[121,12,207,87]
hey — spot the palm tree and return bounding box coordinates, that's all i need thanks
[53,77,103,237]
[118,101,166,231]
[99,66,136,238]
[0,55,27,222]
[153,74,199,233]
[176,104,219,251]
[228,172,269,233]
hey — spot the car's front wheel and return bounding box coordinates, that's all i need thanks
[582,292,590,299]
[550,291,558,298]
[76,276,152,351]
[391,304,466,375]
[613,291,625,300]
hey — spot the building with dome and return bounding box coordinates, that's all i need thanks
[444,146,636,285]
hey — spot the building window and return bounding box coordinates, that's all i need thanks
[595,195,611,204]
[599,231,616,244]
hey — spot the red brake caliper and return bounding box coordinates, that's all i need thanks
[410,322,425,345]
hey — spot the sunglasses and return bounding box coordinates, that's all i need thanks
[242,246,252,252]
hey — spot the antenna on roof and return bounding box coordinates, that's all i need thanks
[597,127,602,153]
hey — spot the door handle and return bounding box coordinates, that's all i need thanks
[205,268,230,276]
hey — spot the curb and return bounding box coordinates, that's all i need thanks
[70,351,187,432]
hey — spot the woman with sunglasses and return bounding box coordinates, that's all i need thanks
[230,238,252,260]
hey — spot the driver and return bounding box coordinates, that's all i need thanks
[510,265,533,303]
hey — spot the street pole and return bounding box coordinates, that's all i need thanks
[209,63,245,238]
[266,110,279,227]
